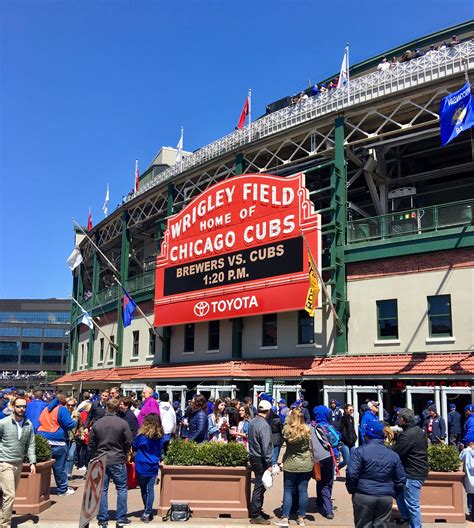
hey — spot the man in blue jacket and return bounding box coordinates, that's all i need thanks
[464,404,474,446]
[359,401,379,445]
[25,390,48,432]
[347,420,406,527]
[38,394,76,495]
[448,404,462,445]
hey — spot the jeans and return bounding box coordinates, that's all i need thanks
[272,445,281,466]
[468,493,474,518]
[396,477,424,528]
[352,493,393,528]
[138,474,156,516]
[249,456,268,518]
[51,444,69,494]
[281,471,311,518]
[338,444,354,470]
[98,463,128,523]
[316,457,334,515]
[66,442,77,477]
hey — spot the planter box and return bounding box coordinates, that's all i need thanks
[158,464,250,518]
[420,471,465,524]
[14,459,54,514]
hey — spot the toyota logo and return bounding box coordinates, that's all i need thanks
[194,301,210,317]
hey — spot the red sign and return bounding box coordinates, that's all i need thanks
[154,173,321,326]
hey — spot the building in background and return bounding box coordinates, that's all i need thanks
[56,22,474,430]
[0,299,70,387]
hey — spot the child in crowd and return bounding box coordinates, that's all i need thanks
[460,433,474,521]
[133,413,164,523]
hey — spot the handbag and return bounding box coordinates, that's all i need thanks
[312,461,322,481]
[126,461,138,489]
[163,502,191,522]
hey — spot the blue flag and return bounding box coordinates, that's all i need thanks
[439,82,474,146]
[122,288,137,327]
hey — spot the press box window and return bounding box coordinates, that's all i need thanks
[132,331,139,357]
[376,300,398,340]
[298,310,314,344]
[428,295,452,337]
[184,324,195,352]
[262,313,277,347]
[208,320,220,350]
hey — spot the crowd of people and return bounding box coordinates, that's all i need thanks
[1,385,474,527]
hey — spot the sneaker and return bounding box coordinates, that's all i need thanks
[99,524,108,528]
[116,520,132,528]
[261,512,272,520]
[79,466,87,472]
[140,514,153,523]
[325,512,334,519]
[250,517,271,525]
[296,518,306,527]
[274,519,289,527]
[58,487,75,496]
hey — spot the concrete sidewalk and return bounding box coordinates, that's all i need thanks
[12,468,474,527]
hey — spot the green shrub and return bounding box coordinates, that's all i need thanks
[164,439,248,467]
[33,434,52,462]
[428,443,460,472]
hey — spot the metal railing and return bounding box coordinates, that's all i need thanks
[347,199,474,244]
[131,41,473,200]
[125,270,155,294]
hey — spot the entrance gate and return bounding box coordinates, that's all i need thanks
[196,384,237,400]
[252,384,302,406]
[155,385,188,412]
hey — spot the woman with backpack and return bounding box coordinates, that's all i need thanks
[275,409,313,527]
[310,405,341,520]
[133,413,164,523]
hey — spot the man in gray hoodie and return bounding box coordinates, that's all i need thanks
[248,399,273,525]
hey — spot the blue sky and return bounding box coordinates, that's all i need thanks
[0,1,472,299]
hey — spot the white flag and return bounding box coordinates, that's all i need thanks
[80,306,94,329]
[176,127,184,164]
[337,44,349,89]
[102,185,109,217]
[66,247,83,271]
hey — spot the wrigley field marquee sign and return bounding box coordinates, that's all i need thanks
[154,173,321,326]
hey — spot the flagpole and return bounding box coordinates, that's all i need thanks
[71,296,118,350]
[72,218,161,338]
[180,126,184,172]
[346,42,350,107]
[300,230,344,334]
[248,89,252,142]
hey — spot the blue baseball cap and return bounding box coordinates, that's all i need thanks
[259,393,273,403]
[152,392,159,399]
[278,399,286,404]
[427,400,434,405]
[3,389,12,394]
[365,421,385,439]
[465,404,474,412]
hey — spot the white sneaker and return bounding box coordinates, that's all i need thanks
[274,519,289,527]
[79,466,87,472]
[58,487,75,496]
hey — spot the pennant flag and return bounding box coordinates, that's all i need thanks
[337,44,350,89]
[237,96,250,129]
[87,208,93,231]
[103,185,110,217]
[176,127,184,164]
[80,306,94,329]
[134,160,140,193]
[66,247,83,271]
[439,82,474,146]
[122,287,137,327]
[304,249,320,317]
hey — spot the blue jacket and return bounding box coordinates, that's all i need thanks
[448,410,462,435]
[37,399,76,443]
[187,410,208,443]
[359,410,378,445]
[133,434,163,476]
[346,438,406,497]
[25,399,48,433]
[464,415,474,443]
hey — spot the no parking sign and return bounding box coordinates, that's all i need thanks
[79,454,107,528]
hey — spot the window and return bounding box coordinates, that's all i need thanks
[109,335,115,363]
[148,329,156,357]
[22,327,42,337]
[132,331,139,357]
[44,328,65,337]
[42,343,62,365]
[184,324,195,352]
[99,338,104,362]
[0,311,69,324]
[298,310,314,344]
[428,295,452,337]
[0,327,21,337]
[208,320,220,350]
[262,313,277,347]
[81,344,85,366]
[0,342,20,362]
[377,300,398,339]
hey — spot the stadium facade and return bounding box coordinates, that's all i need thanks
[56,21,474,426]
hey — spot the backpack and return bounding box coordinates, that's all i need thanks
[321,424,341,448]
[162,502,191,522]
